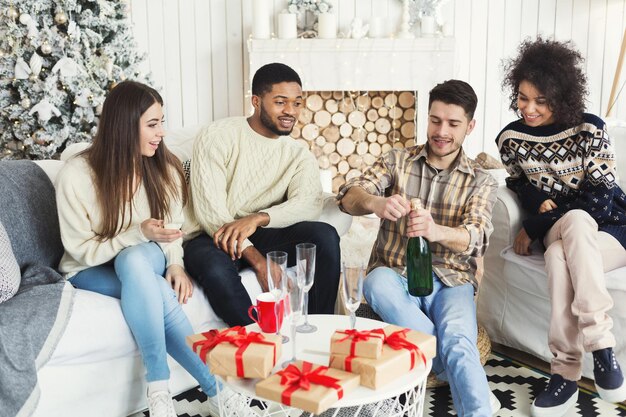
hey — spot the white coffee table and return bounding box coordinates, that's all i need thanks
[215,314,432,417]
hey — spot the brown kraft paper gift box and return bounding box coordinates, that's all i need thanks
[330,328,385,359]
[328,325,436,389]
[255,360,360,415]
[186,326,282,379]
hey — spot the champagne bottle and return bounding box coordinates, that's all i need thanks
[406,198,433,296]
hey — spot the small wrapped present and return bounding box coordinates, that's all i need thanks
[329,325,436,389]
[330,328,385,359]
[255,360,360,415]
[186,326,282,379]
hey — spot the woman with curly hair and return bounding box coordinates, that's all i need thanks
[497,38,626,417]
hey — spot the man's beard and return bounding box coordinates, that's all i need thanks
[260,104,294,136]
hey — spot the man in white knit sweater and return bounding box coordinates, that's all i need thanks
[184,63,340,326]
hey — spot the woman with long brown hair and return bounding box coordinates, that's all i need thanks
[55,81,219,417]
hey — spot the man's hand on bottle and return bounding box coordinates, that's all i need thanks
[372,194,411,221]
[407,206,439,241]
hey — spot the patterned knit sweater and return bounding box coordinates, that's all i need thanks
[496,113,626,248]
[186,117,323,251]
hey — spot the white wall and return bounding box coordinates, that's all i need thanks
[129,0,626,158]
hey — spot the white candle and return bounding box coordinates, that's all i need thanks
[278,12,297,39]
[252,0,271,39]
[368,17,386,38]
[317,13,336,39]
[420,16,436,36]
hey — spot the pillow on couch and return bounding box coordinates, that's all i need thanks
[0,221,20,303]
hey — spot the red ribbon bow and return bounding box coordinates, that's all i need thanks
[192,327,278,377]
[192,326,247,362]
[337,328,385,357]
[384,329,427,370]
[277,361,344,406]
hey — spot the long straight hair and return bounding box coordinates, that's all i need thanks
[85,80,187,240]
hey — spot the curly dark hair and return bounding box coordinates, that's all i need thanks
[502,37,588,128]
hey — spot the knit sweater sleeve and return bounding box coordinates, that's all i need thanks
[261,147,323,228]
[190,125,246,241]
[497,131,551,214]
[56,157,148,270]
[522,121,620,240]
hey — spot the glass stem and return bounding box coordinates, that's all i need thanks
[274,302,280,336]
[291,321,297,361]
[350,312,356,329]
[303,291,310,324]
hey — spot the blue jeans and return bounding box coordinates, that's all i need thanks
[70,242,217,396]
[363,267,490,417]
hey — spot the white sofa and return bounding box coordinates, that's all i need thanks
[30,126,352,417]
[477,118,626,380]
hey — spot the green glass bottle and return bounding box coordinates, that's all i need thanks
[406,198,433,296]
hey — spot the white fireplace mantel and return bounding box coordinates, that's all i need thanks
[247,37,455,133]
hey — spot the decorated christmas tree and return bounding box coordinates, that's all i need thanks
[0,0,150,160]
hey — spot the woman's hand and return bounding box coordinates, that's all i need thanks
[513,228,533,256]
[165,264,193,304]
[538,199,558,213]
[141,218,183,243]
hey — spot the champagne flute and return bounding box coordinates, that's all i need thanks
[341,263,364,329]
[282,269,304,367]
[267,251,289,343]
[295,243,317,333]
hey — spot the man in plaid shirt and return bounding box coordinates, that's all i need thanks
[338,80,499,417]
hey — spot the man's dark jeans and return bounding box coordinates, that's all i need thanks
[184,221,341,326]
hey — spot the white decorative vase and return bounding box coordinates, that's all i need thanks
[297,10,317,32]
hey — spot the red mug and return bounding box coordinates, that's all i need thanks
[248,292,284,333]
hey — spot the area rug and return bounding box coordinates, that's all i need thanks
[425,352,626,417]
[131,353,626,416]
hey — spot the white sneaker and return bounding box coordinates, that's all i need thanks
[490,391,501,415]
[206,394,220,417]
[147,390,177,417]
[215,385,260,417]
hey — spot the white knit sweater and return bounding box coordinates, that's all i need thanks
[186,117,323,250]
[56,155,185,277]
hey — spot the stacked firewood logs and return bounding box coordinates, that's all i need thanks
[291,91,418,193]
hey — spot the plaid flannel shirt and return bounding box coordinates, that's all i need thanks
[337,145,498,290]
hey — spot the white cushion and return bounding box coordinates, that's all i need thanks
[33,160,64,184]
[164,125,202,162]
[0,221,20,303]
[48,268,262,366]
[500,245,626,292]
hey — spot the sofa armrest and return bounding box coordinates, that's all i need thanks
[492,186,525,248]
[318,193,352,237]
[479,185,524,301]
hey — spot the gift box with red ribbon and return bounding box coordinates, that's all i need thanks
[328,325,436,389]
[330,328,385,359]
[186,326,282,379]
[255,360,360,415]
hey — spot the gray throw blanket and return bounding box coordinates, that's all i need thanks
[0,161,74,417]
